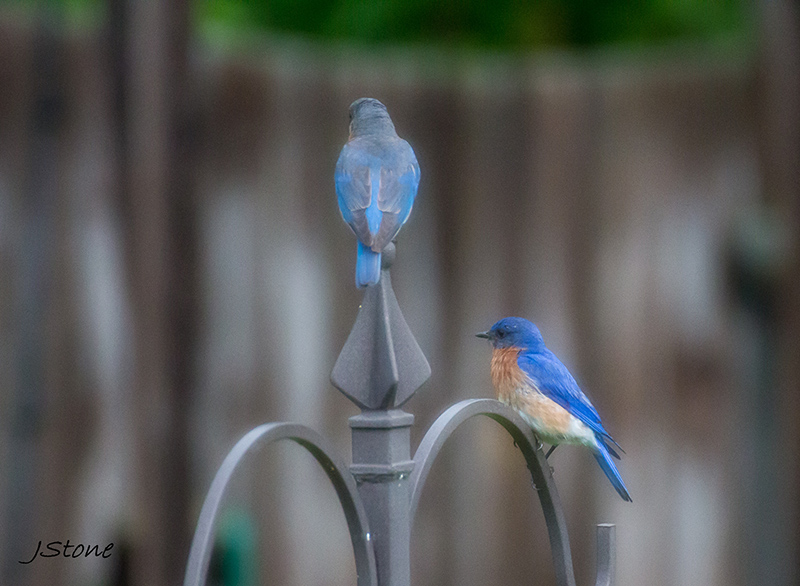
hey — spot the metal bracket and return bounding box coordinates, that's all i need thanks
[182,423,377,586]
[409,398,616,586]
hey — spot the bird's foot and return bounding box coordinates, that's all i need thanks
[545,445,558,459]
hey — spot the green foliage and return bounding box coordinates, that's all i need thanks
[3,0,750,48]
[197,0,750,49]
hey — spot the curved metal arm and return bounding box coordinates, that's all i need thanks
[183,423,377,586]
[409,398,615,586]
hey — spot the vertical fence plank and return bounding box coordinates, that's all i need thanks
[113,1,195,585]
[754,1,800,585]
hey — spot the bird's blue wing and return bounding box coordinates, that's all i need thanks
[377,140,419,213]
[373,140,419,248]
[517,351,614,443]
[519,348,629,500]
[335,144,373,242]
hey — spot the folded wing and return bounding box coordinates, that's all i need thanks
[335,138,420,252]
[517,351,621,452]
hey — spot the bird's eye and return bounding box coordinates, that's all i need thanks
[497,330,506,338]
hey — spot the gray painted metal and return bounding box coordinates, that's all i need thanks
[332,245,432,586]
[350,410,415,586]
[409,398,615,586]
[182,423,377,586]
[331,243,431,410]
[595,524,616,586]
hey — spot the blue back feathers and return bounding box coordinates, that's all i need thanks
[335,98,420,287]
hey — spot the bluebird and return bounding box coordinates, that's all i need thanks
[335,98,420,287]
[477,317,632,501]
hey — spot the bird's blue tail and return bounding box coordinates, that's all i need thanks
[356,241,381,288]
[593,436,632,502]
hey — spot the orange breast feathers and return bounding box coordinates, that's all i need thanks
[490,347,528,403]
[490,347,577,438]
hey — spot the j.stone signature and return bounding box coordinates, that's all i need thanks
[19,540,113,564]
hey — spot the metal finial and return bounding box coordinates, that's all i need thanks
[332,243,430,410]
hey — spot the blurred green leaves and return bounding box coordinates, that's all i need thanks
[4,0,750,48]
[197,0,749,49]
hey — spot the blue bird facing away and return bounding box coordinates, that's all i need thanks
[477,317,632,502]
[335,98,420,287]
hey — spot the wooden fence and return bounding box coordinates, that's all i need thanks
[0,4,799,586]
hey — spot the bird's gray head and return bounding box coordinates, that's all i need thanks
[476,317,545,350]
[349,98,396,138]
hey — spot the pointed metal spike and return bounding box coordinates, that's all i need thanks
[331,280,399,409]
[382,276,430,406]
[332,248,430,410]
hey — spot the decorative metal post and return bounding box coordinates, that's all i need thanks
[331,243,430,586]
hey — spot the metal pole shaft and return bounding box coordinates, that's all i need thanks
[350,410,415,586]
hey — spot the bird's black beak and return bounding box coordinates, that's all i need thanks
[475,331,491,339]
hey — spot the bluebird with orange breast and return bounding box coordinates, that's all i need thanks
[335,98,420,287]
[477,317,632,501]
